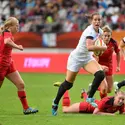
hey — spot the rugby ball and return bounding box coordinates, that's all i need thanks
[94,38,104,56]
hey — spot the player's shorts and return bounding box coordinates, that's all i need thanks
[67,54,95,72]
[0,61,16,81]
[79,102,94,113]
[99,62,112,76]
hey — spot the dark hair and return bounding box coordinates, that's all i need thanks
[85,12,101,20]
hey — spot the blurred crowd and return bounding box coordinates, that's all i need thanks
[0,0,125,34]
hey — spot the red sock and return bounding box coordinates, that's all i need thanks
[62,90,70,106]
[98,87,100,91]
[18,91,29,110]
[82,92,88,101]
[100,92,107,99]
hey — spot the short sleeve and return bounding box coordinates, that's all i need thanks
[84,30,94,40]
[98,98,108,111]
[3,31,12,39]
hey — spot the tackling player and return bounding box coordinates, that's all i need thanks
[97,25,120,98]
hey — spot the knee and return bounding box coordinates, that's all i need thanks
[62,80,73,90]
[94,70,105,81]
[17,82,25,90]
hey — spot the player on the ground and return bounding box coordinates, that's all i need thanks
[62,89,125,115]
[0,17,38,115]
[52,12,107,116]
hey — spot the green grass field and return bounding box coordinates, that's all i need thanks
[0,73,125,125]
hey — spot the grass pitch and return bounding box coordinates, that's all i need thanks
[0,73,125,125]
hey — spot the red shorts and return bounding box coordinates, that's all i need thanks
[0,61,16,81]
[99,62,112,76]
[79,102,94,113]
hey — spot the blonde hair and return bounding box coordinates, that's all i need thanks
[102,25,112,33]
[115,90,125,96]
[0,17,18,34]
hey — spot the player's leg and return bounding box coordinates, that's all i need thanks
[114,80,125,92]
[84,60,105,107]
[0,75,5,88]
[106,75,113,93]
[52,70,78,115]
[63,103,80,113]
[99,79,108,99]
[81,89,88,101]
[0,67,7,88]
[62,90,70,107]
[6,68,38,115]
[52,55,80,115]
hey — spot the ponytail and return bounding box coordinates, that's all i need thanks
[0,26,4,35]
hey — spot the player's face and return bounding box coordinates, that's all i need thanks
[10,20,19,34]
[92,15,102,32]
[102,32,111,44]
[114,94,125,106]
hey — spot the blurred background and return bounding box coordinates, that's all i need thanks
[0,0,125,73]
[1,0,125,33]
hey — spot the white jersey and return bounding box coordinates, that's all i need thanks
[70,24,103,61]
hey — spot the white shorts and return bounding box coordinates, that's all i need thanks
[67,54,95,72]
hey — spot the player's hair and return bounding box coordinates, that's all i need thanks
[102,25,112,33]
[0,17,18,34]
[115,90,125,97]
[85,12,101,20]
[0,26,4,35]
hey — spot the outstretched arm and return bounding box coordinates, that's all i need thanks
[4,38,23,51]
[93,108,115,116]
[119,39,125,60]
[116,52,120,72]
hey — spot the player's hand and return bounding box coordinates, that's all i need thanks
[18,45,23,51]
[116,66,120,72]
[101,65,109,72]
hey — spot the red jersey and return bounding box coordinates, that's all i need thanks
[99,38,120,65]
[98,96,124,114]
[0,30,13,66]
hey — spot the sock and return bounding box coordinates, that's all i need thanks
[54,80,73,105]
[117,80,125,89]
[18,91,29,110]
[82,92,88,101]
[100,92,107,99]
[62,90,70,106]
[88,70,105,98]
[98,87,100,91]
